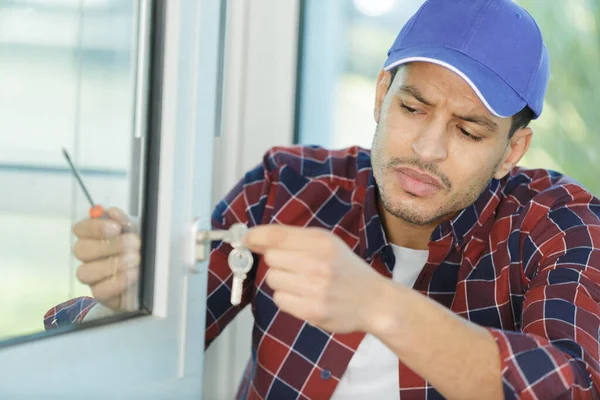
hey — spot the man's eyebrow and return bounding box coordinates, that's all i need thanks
[398,85,434,107]
[399,84,499,132]
[454,113,499,132]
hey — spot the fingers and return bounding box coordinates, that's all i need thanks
[88,268,139,306]
[262,249,309,273]
[72,207,135,239]
[245,225,336,255]
[73,218,122,239]
[264,248,333,298]
[76,252,141,285]
[266,268,320,297]
[73,232,141,262]
[107,207,138,233]
[106,207,130,224]
[262,248,332,279]
[271,291,314,322]
[70,206,141,311]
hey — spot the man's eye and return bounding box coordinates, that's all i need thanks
[459,127,483,142]
[401,103,419,114]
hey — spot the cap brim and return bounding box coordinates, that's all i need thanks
[384,46,527,119]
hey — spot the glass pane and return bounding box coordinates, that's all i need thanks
[0,0,145,343]
[297,0,600,195]
[296,0,423,150]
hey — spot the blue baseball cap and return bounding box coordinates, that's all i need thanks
[384,0,550,119]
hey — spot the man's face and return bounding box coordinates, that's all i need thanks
[371,62,515,227]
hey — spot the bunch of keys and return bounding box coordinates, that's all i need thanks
[197,223,253,305]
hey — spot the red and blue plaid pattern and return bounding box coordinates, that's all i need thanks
[48,146,600,399]
[43,296,96,331]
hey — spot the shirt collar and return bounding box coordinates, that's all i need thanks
[360,172,388,262]
[360,169,503,259]
[446,178,501,249]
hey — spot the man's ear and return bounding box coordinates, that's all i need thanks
[374,69,393,123]
[494,127,534,179]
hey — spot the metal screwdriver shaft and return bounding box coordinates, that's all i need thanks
[62,148,96,208]
[62,148,106,219]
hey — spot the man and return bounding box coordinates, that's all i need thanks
[46,0,600,398]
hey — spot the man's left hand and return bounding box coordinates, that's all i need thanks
[244,224,387,333]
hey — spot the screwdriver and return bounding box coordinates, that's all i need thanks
[62,148,107,219]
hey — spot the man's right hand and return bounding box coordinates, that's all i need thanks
[72,207,141,311]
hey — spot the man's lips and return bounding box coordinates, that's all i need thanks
[396,167,443,187]
[395,167,445,197]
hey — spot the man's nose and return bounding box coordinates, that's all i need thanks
[411,122,448,163]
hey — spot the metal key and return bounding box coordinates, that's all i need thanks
[227,223,249,248]
[196,222,248,246]
[228,247,253,305]
[195,223,249,261]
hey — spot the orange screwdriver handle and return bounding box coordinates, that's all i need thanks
[90,205,134,233]
[89,205,106,219]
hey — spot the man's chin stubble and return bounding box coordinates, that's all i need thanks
[379,192,453,227]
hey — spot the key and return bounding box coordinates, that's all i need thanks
[193,223,249,264]
[227,223,249,248]
[228,247,253,305]
[196,223,248,247]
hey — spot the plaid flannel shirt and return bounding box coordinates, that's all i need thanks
[47,145,600,399]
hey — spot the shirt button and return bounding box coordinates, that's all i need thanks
[320,369,332,380]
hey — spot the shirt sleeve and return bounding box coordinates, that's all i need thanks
[43,296,98,330]
[487,224,600,399]
[204,156,274,349]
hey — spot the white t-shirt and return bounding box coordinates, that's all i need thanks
[331,244,429,400]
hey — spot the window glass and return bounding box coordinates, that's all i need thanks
[0,0,143,342]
